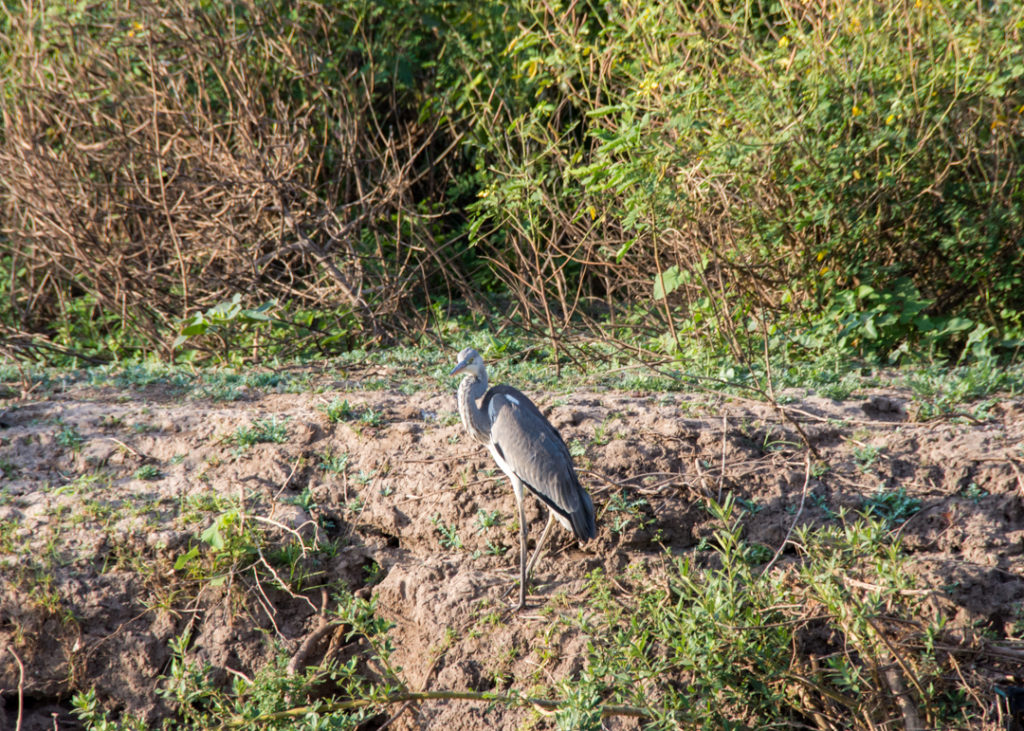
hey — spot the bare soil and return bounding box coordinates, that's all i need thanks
[1,369,1023,729]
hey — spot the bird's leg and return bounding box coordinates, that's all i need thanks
[516,489,528,611]
[525,511,555,579]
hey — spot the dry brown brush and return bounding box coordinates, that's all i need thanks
[0,0,465,359]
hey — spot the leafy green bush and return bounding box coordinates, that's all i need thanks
[570,498,978,728]
[456,0,1024,360]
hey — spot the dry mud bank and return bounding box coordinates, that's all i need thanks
[1,372,1022,729]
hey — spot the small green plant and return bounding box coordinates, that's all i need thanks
[56,424,85,450]
[431,514,463,550]
[318,449,349,474]
[734,496,762,515]
[173,294,277,363]
[817,376,857,401]
[485,539,508,556]
[438,412,461,427]
[320,398,356,423]
[71,688,127,731]
[133,464,163,481]
[359,408,383,427]
[606,490,652,534]
[286,487,316,511]
[475,509,502,533]
[592,417,614,446]
[961,482,987,504]
[230,416,288,449]
[852,444,881,471]
[861,486,921,526]
[319,398,384,428]
[0,458,20,479]
[364,561,383,585]
[810,491,839,520]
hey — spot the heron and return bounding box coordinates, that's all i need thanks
[450,347,597,610]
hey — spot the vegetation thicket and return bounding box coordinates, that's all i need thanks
[1,0,1022,365]
[3,3,1023,729]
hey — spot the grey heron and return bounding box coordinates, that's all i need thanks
[450,347,596,610]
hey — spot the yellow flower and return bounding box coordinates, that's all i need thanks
[819,266,829,276]
[886,113,895,125]
[853,169,861,180]
[588,205,597,220]
[852,105,862,117]
[816,251,826,262]
[779,35,790,49]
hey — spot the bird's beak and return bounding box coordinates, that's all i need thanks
[449,358,470,376]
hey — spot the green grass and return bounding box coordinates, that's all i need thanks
[860,486,921,527]
[230,417,289,449]
[317,449,349,475]
[133,464,163,481]
[0,458,20,479]
[5,317,1024,418]
[55,424,85,450]
[66,495,987,731]
[319,398,357,423]
[319,398,384,427]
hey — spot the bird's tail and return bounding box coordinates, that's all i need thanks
[573,487,597,541]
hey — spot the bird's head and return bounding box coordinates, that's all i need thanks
[450,347,485,379]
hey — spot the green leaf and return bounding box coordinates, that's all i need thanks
[941,316,974,334]
[201,521,225,550]
[180,321,208,337]
[173,546,200,571]
[653,266,684,300]
[863,316,879,340]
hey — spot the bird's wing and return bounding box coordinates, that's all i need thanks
[484,386,596,539]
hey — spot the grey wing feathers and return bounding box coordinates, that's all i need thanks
[484,386,597,540]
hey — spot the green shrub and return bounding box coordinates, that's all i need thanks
[456,0,1024,360]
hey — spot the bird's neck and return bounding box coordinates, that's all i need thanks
[458,374,491,444]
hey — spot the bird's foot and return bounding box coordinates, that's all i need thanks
[501,582,528,611]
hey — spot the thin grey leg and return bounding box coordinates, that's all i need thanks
[525,511,555,579]
[516,490,528,611]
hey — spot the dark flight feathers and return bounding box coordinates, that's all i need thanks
[481,385,597,540]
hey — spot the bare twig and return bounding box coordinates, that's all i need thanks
[760,452,812,577]
[7,647,24,731]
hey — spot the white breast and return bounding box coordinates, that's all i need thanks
[487,443,523,501]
